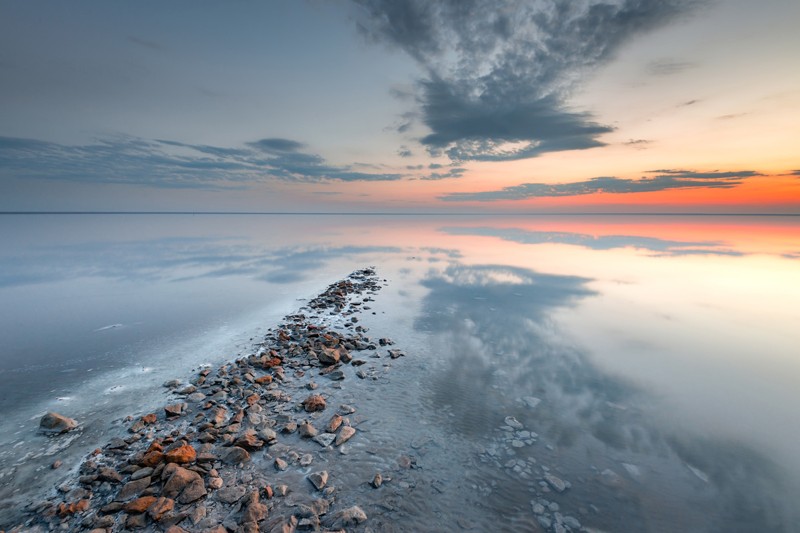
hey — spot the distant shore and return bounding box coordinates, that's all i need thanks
[5,267,403,532]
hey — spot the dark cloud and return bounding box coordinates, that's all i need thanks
[397,146,413,157]
[791,170,800,176]
[421,166,466,181]
[678,99,700,107]
[352,0,701,162]
[0,135,404,188]
[439,169,760,201]
[248,138,306,153]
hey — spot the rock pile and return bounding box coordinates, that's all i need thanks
[9,268,400,533]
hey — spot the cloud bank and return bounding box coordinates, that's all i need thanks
[352,0,701,161]
[439,169,761,201]
[0,135,404,188]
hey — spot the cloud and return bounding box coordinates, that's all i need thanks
[397,146,413,157]
[352,0,701,162]
[678,99,700,107]
[624,139,653,149]
[646,58,696,76]
[0,135,404,188]
[248,138,307,153]
[420,166,466,181]
[439,169,760,201]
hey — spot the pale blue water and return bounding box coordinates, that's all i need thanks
[1,214,798,531]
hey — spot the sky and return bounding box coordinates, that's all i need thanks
[0,0,798,213]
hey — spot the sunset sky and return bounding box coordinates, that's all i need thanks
[1,0,798,213]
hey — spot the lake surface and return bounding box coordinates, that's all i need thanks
[1,213,799,531]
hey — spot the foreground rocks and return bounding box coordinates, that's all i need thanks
[9,268,397,532]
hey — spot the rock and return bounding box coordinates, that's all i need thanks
[335,426,355,446]
[39,412,78,434]
[388,349,404,359]
[221,446,251,465]
[165,444,197,464]
[274,458,288,471]
[131,467,154,480]
[117,477,151,501]
[208,477,224,490]
[234,430,265,450]
[521,396,541,409]
[504,416,523,429]
[302,394,326,412]
[313,433,336,447]
[600,468,623,488]
[330,506,367,528]
[164,379,182,388]
[544,473,568,493]
[326,369,345,381]
[126,513,148,529]
[148,497,175,521]
[241,491,267,524]
[51,460,62,469]
[98,467,123,483]
[107,437,128,449]
[255,375,273,385]
[318,347,341,365]
[141,450,164,467]
[164,403,187,417]
[307,471,328,490]
[326,414,343,433]
[188,392,206,402]
[258,428,277,443]
[179,478,208,504]
[124,496,158,513]
[371,472,383,488]
[216,486,246,504]
[162,465,201,498]
[298,422,318,438]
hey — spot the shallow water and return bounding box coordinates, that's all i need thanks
[1,213,799,531]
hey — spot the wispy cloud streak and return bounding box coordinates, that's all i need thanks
[439,169,761,201]
[0,135,404,188]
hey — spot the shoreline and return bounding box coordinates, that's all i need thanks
[4,267,401,532]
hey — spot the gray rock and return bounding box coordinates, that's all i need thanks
[307,470,328,490]
[221,446,251,465]
[544,473,568,493]
[313,433,336,447]
[330,506,367,528]
[216,485,246,504]
[504,416,523,429]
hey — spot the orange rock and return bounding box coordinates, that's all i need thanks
[141,413,157,424]
[124,496,158,514]
[255,375,273,385]
[245,394,260,406]
[147,497,175,521]
[57,498,91,516]
[302,394,326,413]
[141,451,164,467]
[263,357,282,368]
[146,441,164,453]
[164,444,196,464]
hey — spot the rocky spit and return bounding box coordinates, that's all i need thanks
[3,268,402,533]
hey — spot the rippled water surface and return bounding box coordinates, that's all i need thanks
[1,214,799,531]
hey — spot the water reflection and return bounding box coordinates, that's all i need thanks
[0,237,402,287]
[441,225,742,256]
[414,262,797,532]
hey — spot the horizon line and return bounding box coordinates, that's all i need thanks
[0,211,799,217]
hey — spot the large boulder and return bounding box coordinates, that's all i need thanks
[39,412,78,434]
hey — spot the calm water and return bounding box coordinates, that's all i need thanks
[1,214,799,531]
